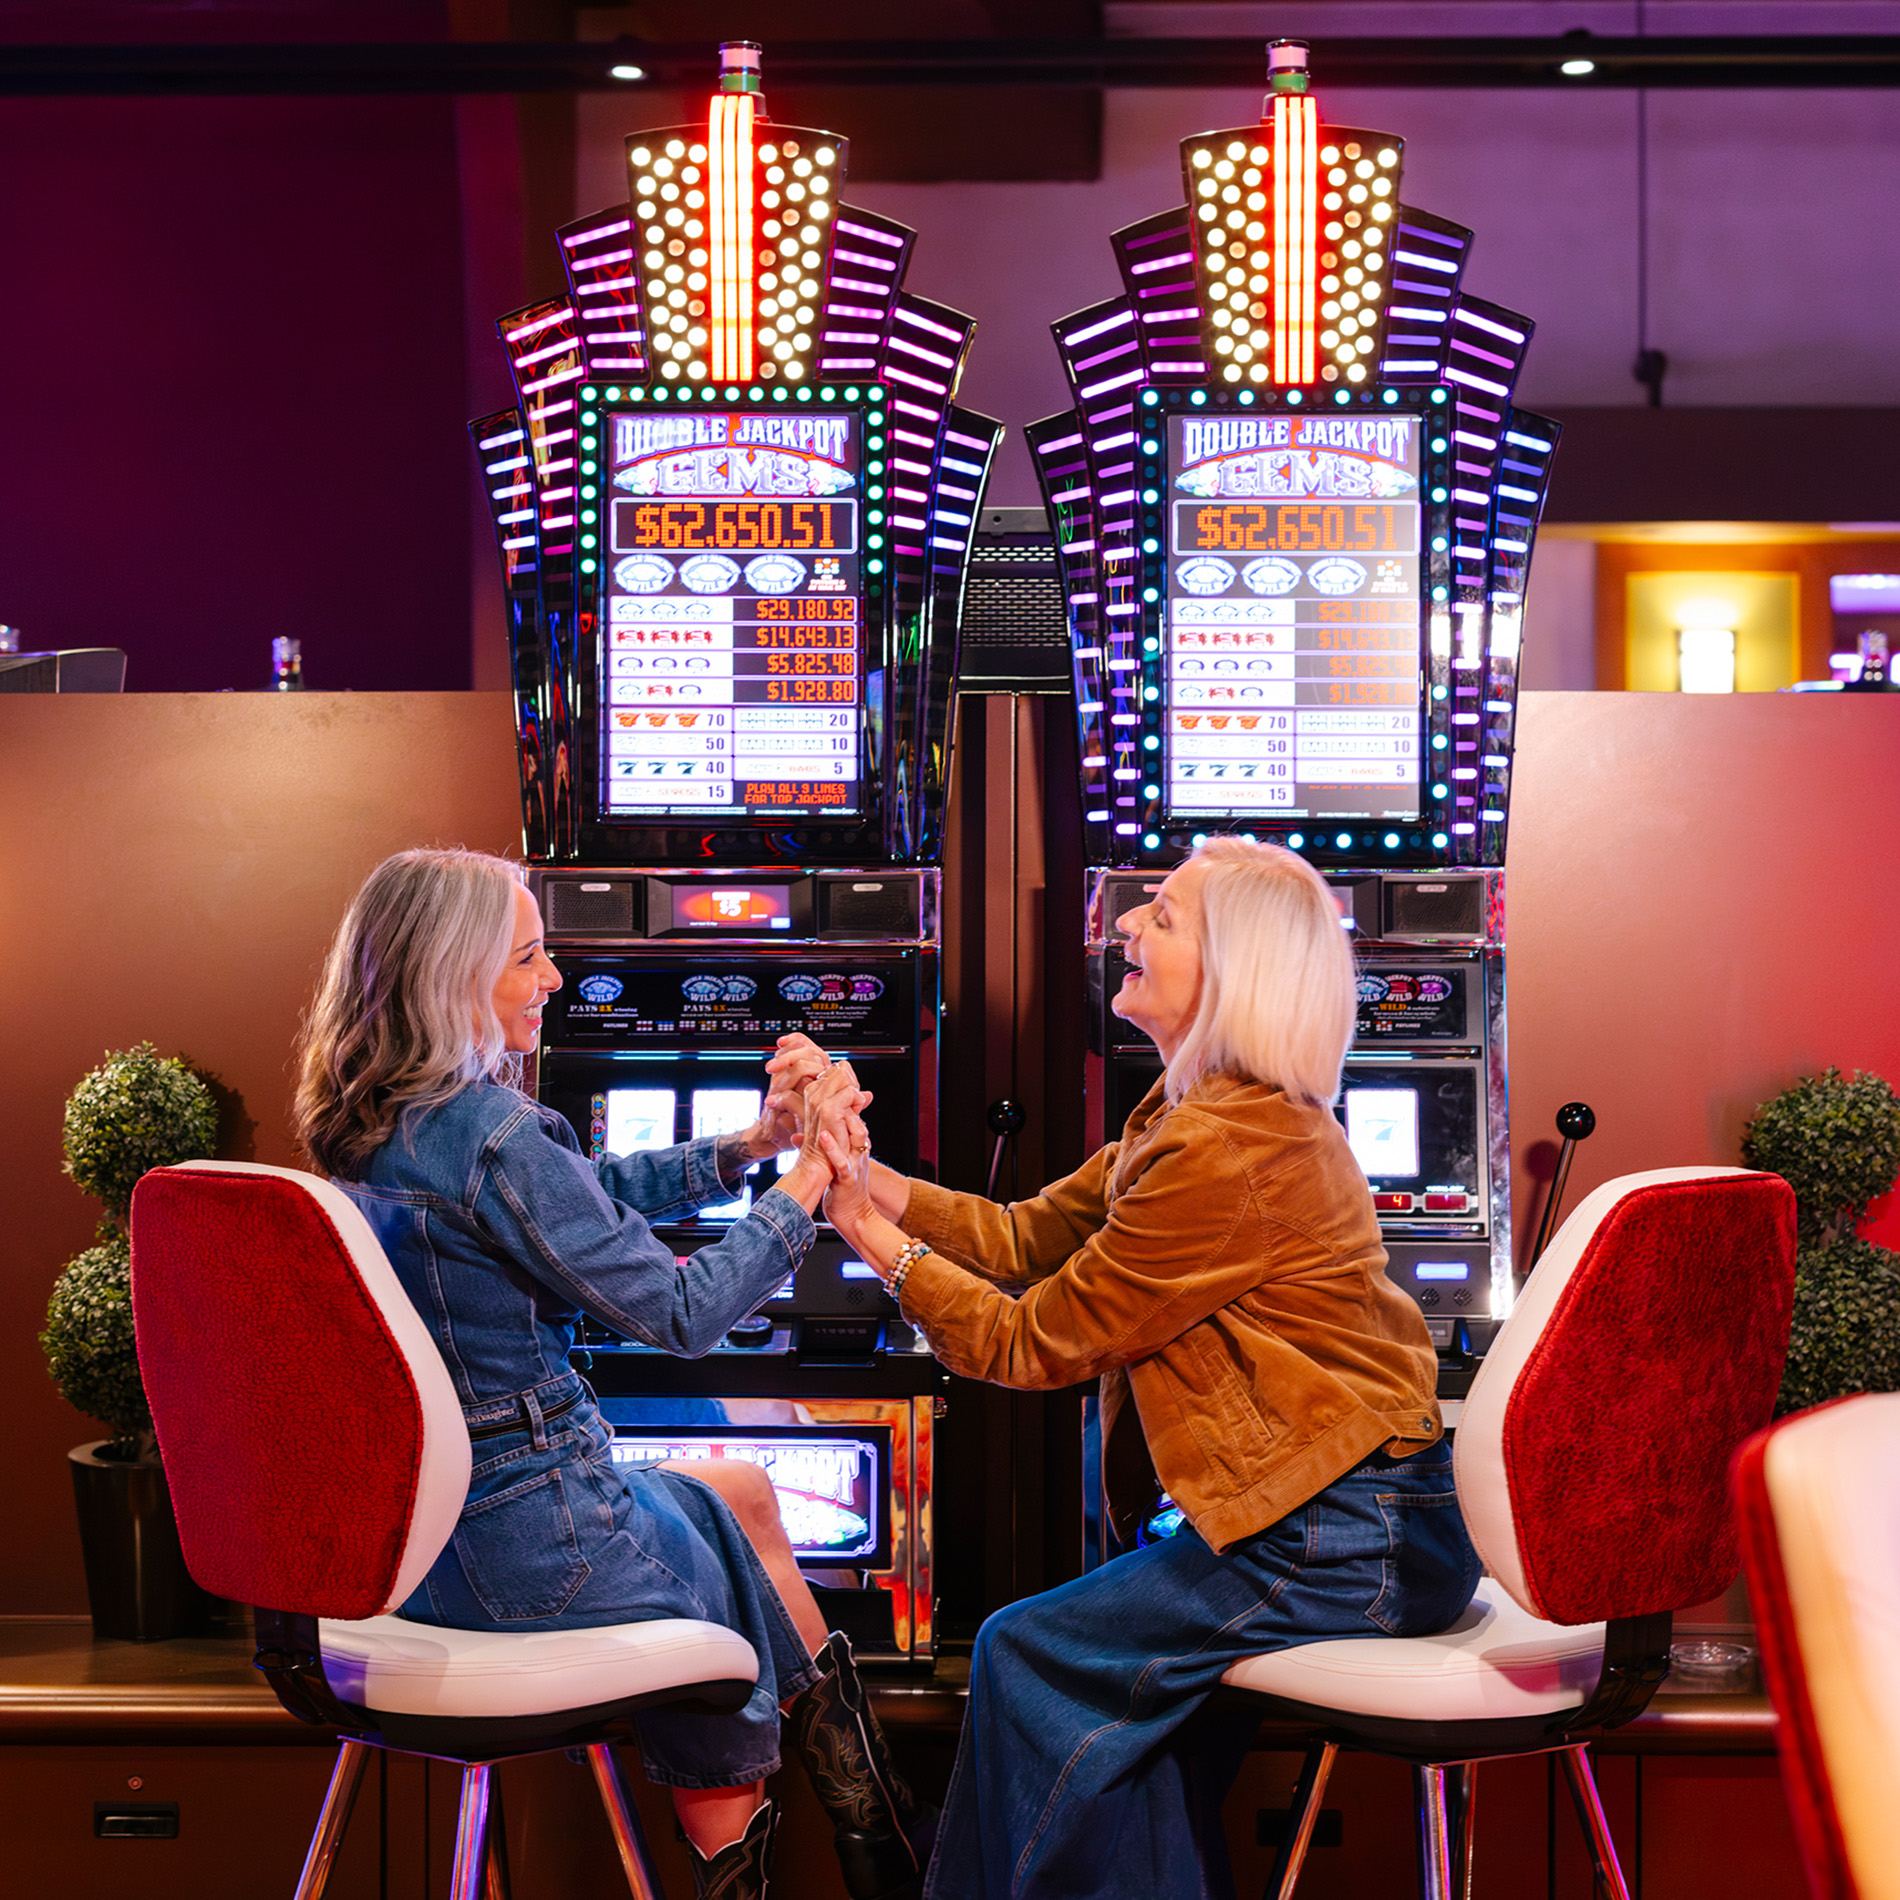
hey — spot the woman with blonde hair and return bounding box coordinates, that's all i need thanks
[808,839,1478,1900]
[296,848,933,1900]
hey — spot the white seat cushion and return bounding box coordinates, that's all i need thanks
[320,1615,759,1720]
[1220,1586,1605,1722]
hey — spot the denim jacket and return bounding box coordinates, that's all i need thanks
[339,1080,815,1408]
[335,1081,815,1639]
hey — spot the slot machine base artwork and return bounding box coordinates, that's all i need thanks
[591,1374,940,1667]
[1087,867,1508,1398]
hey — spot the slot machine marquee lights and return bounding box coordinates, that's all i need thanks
[1036,40,1560,872]
[473,40,1002,865]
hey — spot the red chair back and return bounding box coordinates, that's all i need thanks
[1456,1167,1796,1624]
[130,1161,471,1619]
[1735,1394,1900,1900]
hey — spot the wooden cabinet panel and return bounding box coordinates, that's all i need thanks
[1,1745,383,1900]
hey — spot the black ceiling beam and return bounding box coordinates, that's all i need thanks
[0,37,1897,95]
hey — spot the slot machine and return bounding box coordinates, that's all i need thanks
[1031,41,1560,1405]
[467,42,1002,1665]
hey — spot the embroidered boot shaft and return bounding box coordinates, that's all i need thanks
[786,1631,936,1900]
[687,1796,777,1900]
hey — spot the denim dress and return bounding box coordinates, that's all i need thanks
[339,1080,820,1788]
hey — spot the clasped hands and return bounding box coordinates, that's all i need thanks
[758,1032,877,1229]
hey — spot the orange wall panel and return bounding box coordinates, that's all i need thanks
[1593,540,1900,690]
[6,690,1900,1619]
[0,694,520,1615]
[1508,692,1900,1258]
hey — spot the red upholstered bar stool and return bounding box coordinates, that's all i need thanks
[1734,1391,1900,1900]
[1219,1167,1797,1900]
[129,1160,761,1900]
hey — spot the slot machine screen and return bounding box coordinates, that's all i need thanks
[602,406,864,823]
[605,1088,676,1157]
[597,1083,761,1220]
[1163,410,1423,825]
[691,1087,763,1219]
[1344,1086,1421,1181]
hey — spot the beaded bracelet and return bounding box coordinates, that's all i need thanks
[886,1239,932,1300]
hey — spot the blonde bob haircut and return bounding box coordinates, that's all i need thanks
[1164,838,1356,1108]
[294,848,525,1180]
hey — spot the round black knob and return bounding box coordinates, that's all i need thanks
[1555,1102,1596,1140]
[726,1313,774,1350]
[987,1099,1026,1136]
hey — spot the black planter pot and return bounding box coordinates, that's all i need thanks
[68,1441,216,1642]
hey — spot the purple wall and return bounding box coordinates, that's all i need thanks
[575,56,1900,511]
[0,8,477,691]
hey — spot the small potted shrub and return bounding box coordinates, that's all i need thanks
[40,1044,219,1639]
[1741,1066,1900,1414]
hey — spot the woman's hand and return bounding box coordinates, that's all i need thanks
[774,1062,870,1213]
[747,1034,832,1160]
[798,1062,868,1167]
[820,1109,876,1239]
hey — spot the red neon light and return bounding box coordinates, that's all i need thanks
[1272,93,1318,384]
[708,91,756,381]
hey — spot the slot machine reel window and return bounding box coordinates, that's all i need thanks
[601,406,866,824]
[1164,410,1424,826]
[1335,1065,1483,1211]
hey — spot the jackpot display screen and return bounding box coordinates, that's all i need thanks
[602,407,863,822]
[1164,411,1423,824]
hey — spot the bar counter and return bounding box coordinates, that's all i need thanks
[0,1616,1778,1753]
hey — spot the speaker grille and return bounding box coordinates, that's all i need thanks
[960,518,1071,691]
[961,561,1068,652]
[544,878,640,937]
[1101,875,1163,936]
[1383,877,1485,941]
[819,877,920,938]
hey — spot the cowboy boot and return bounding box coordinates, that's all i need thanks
[687,1797,778,1900]
[786,1632,938,1900]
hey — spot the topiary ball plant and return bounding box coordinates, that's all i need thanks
[43,1044,218,1459]
[40,1235,148,1458]
[1742,1066,1900,1415]
[62,1041,219,1227]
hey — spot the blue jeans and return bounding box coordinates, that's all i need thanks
[401,1379,819,1789]
[926,1443,1478,1900]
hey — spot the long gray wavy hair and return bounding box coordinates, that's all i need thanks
[294,848,523,1179]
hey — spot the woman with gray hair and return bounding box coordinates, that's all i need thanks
[810,838,1477,1900]
[295,848,932,1900]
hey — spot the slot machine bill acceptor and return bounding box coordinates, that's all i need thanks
[1034,40,1559,1398]
[469,43,1002,1662]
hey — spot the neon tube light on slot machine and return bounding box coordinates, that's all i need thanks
[1191,39,1403,392]
[708,40,760,382]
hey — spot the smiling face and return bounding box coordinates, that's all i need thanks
[490,882,563,1055]
[1111,856,1209,1063]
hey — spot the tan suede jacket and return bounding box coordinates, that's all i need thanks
[897,1074,1442,1554]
